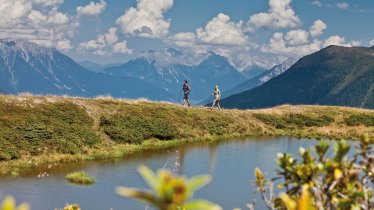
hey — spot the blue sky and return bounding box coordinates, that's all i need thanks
[1,0,374,68]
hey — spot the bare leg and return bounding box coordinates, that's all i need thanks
[211,98,218,109]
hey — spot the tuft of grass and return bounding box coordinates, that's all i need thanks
[66,171,96,185]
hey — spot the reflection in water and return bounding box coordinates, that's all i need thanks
[0,137,340,210]
[173,148,185,175]
[208,143,217,176]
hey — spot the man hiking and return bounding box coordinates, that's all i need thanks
[210,85,221,110]
[182,80,191,107]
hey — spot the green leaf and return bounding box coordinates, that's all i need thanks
[115,186,160,207]
[137,165,159,191]
[182,199,222,210]
[187,175,211,193]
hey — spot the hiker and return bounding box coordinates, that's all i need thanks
[182,80,191,107]
[210,85,221,110]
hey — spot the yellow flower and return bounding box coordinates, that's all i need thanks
[1,196,29,210]
[334,168,343,180]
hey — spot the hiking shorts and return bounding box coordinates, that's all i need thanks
[184,93,189,100]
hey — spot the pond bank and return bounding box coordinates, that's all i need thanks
[0,95,373,174]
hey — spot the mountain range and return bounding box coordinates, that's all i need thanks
[103,48,266,102]
[221,45,374,109]
[77,61,123,73]
[3,39,371,110]
[201,57,297,105]
[0,40,267,102]
[0,39,172,101]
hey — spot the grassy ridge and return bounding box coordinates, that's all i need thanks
[0,95,373,174]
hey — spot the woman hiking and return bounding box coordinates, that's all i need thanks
[210,85,221,110]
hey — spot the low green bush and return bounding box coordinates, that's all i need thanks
[204,115,233,135]
[344,113,374,126]
[253,113,287,129]
[253,113,334,129]
[0,102,100,160]
[100,113,179,144]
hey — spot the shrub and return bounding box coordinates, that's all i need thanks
[253,113,334,129]
[344,113,374,126]
[254,135,374,210]
[204,116,233,135]
[253,113,286,129]
[0,102,100,160]
[100,113,179,144]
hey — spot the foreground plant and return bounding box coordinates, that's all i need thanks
[116,165,222,210]
[1,196,29,210]
[55,203,81,210]
[255,135,373,210]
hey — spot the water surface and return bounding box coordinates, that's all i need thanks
[0,137,339,210]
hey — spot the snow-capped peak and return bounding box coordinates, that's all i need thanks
[136,48,210,68]
[260,57,298,83]
[0,39,55,62]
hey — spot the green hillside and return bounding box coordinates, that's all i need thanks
[221,46,374,109]
[0,95,373,174]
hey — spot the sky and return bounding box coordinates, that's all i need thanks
[1,0,374,69]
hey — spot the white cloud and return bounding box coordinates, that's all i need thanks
[309,19,327,37]
[370,39,374,46]
[32,0,63,6]
[337,2,349,9]
[112,41,133,54]
[285,29,309,46]
[0,0,32,27]
[247,0,300,31]
[196,13,247,46]
[116,0,173,38]
[262,32,322,57]
[166,32,196,47]
[76,0,106,17]
[103,27,118,45]
[78,27,133,56]
[311,1,322,7]
[324,35,348,47]
[56,39,72,51]
[28,10,47,24]
[0,0,77,50]
[47,8,69,25]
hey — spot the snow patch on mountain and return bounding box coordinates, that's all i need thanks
[138,48,211,68]
[260,57,298,83]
